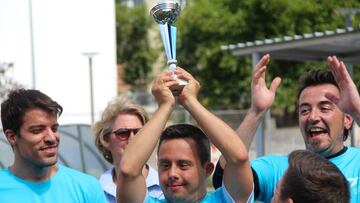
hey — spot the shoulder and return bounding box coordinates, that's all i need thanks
[203,186,240,203]
[56,165,107,202]
[251,155,288,168]
[56,165,103,192]
[330,147,360,164]
[59,164,99,182]
[0,167,9,177]
[0,168,13,186]
[144,195,167,203]
[347,147,360,154]
[331,147,360,162]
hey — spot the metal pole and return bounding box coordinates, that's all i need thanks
[29,0,36,89]
[82,52,98,124]
[76,125,86,173]
[89,57,95,124]
[252,52,265,157]
[347,63,355,147]
[265,108,272,153]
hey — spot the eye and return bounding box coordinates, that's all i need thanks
[158,162,170,170]
[320,104,332,112]
[179,164,189,169]
[30,127,44,134]
[299,107,310,115]
[52,125,59,133]
[178,161,191,170]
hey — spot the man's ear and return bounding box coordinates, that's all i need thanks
[5,129,17,147]
[205,162,214,177]
[344,114,353,130]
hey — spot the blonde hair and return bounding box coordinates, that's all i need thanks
[93,95,149,164]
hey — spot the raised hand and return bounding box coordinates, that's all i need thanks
[151,70,178,107]
[327,56,360,123]
[175,67,201,106]
[251,54,281,114]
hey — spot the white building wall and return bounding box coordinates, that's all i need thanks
[0,0,117,125]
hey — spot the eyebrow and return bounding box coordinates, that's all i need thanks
[319,100,334,106]
[298,103,310,108]
[28,123,59,129]
[158,158,170,163]
[158,158,193,164]
[299,100,334,107]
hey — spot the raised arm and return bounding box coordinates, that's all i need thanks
[327,56,360,125]
[216,54,281,172]
[116,71,177,203]
[237,54,281,149]
[176,68,253,202]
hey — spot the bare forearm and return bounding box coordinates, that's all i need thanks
[236,108,265,150]
[119,103,173,176]
[184,97,248,164]
[184,97,254,201]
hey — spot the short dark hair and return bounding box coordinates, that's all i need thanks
[297,69,351,141]
[280,150,350,203]
[1,88,63,134]
[157,124,211,166]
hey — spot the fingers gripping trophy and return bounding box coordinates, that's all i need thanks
[150,1,187,95]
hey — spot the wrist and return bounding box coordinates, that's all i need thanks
[248,106,267,118]
[181,96,198,110]
[159,100,175,109]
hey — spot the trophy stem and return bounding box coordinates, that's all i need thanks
[150,1,187,95]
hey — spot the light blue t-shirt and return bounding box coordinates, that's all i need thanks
[144,184,254,203]
[251,147,360,203]
[0,164,107,203]
[99,166,163,203]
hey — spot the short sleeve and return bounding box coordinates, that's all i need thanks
[250,155,288,203]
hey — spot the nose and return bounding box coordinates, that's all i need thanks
[308,108,320,122]
[44,128,58,144]
[168,165,179,181]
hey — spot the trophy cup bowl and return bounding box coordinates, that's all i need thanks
[150,1,180,25]
[150,1,187,96]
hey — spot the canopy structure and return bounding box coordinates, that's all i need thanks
[221,26,360,157]
[222,26,360,64]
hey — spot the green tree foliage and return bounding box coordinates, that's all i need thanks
[116,4,156,88]
[0,63,22,101]
[176,0,360,117]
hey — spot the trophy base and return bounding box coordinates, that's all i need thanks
[170,78,188,96]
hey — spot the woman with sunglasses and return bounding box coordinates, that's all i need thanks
[93,95,163,203]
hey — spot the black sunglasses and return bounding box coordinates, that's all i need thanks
[112,128,141,140]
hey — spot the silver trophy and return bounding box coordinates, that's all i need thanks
[150,1,187,95]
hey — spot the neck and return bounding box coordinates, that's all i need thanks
[318,144,345,158]
[326,146,347,159]
[10,160,58,182]
[168,186,207,203]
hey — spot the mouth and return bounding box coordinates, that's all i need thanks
[307,127,328,138]
[40,145,58,154]
[167,183,185,190]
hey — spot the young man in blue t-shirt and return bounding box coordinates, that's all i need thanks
[0,89,106,203]
[213,55,360,203]
[117,68,254,203]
